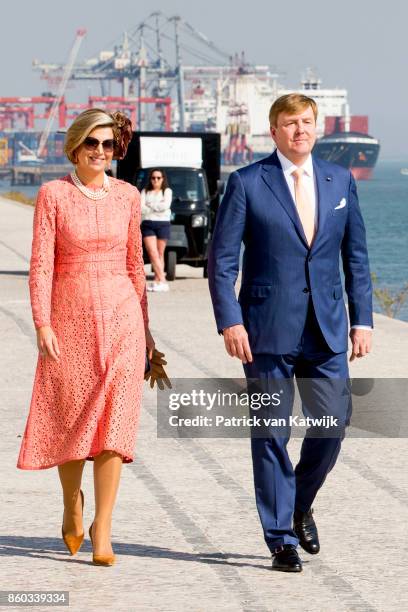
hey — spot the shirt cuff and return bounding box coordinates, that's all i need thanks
[351,325,372,330]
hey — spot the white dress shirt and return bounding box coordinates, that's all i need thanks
[276,148,371,331]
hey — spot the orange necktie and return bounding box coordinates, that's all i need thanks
[292,168,315,246]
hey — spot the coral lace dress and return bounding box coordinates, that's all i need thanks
[17,175,148,470]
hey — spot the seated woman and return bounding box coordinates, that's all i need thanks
[140,169,172,292]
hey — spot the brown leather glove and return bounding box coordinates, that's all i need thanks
[145,349,172,390]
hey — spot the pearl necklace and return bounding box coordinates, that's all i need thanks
[70,170,110,200]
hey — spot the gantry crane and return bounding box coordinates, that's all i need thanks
[37,28,86,157]
[31,12,276,132]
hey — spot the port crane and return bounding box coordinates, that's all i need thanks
[15,29,86,163]
[37,28,86,157]
[31,11,274,131]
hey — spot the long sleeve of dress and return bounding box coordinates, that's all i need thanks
[127,188,149,327]
[29,185,56,329]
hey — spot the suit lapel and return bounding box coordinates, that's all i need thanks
[312,157,334,251]
[260,151,309,248]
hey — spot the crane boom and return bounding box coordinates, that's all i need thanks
[37,28,86,158]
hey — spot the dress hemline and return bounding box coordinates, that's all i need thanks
[16,447,134,471]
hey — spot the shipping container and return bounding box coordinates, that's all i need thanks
[0,131,66,166]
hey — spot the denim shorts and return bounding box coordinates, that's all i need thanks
[141,220,171,240]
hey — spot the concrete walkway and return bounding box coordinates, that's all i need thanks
[0,195,407,612]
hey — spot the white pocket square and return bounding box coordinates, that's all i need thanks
[334,198,347,210]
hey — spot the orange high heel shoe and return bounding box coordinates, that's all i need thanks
[61,489,84,555]
[88,521,116,566]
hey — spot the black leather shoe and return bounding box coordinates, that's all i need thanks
[293,508,320,554]
[271,545,302,572]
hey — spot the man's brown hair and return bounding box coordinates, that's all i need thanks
[269,94,318,127]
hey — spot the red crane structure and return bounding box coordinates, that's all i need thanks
[0,95,172,132]
[0,97,65,130]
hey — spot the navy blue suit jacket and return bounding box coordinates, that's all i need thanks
[208,151,373,354]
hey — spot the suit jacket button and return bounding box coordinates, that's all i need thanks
[308,256,312,262]
[303,287,309,293]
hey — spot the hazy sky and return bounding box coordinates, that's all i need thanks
[1,0,405,157]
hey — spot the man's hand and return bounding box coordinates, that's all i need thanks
[223,324,253,364]
[349,328,372,362]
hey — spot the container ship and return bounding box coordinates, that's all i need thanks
[185,69,356,166]
[312,112,380,180]
[197,68,380,178]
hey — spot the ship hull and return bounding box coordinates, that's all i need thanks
[313,132,380,180]
[350,167,374,180]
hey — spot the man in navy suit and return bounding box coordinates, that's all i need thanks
[208,94,373,572]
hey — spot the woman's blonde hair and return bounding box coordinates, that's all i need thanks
[64,108,133,163]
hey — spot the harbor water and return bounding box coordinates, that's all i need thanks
[1,158,407,321]
[357,159,408,322]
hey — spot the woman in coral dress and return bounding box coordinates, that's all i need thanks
[17,108,154,566]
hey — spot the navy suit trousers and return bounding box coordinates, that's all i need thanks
[243,298,351,551]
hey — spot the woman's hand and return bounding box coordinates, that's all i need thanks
[145,327,155,360]
[36,326,60,362]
